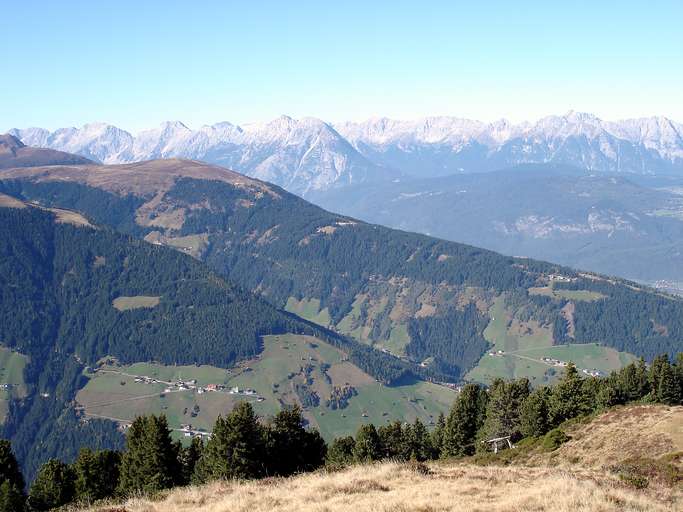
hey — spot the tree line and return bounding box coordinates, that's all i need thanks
[2,353,681,511]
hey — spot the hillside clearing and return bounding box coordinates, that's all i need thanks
[76,334,456,441]
[0,345,28,423]
[466,296,636,385]
[112,296,161,311]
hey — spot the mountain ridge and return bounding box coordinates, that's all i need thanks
[9,112,683,195]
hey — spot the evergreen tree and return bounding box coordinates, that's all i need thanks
[616,359,650,402]
[649,355,669,399]
[0,481,25,512]
[194,402,265,482]
[73,448,121,503]
[519,387,551,438]
[326,436,356,469]
[378,421,410,460]
[0,440,24,494]
[430,412,446,458]
[657,360,682,405]
[117,415,179,495]
[478,378,529,446]
[548,363,590,426]
[595,378,620,409]
[265,406,326,476]
[353,424,382,463]
[406,418,432,462]
[442,383,486,457]
[180,437,204,485]
[28,459,75,511]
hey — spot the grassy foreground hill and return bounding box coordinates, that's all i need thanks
[83,405,682,512]
[2,158,683,384]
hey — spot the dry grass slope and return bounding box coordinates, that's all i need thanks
[83,405,683,512]
[85,462,678,512]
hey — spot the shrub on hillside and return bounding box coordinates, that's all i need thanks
[542,429,570,452]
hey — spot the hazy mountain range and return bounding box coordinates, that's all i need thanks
[10,112,683,196]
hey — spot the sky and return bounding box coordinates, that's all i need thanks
[2,0,682,132]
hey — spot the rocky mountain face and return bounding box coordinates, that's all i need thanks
[10,112,683,195]
[336,112,683,177]
[10,117,393,196]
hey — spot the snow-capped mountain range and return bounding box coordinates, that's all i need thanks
[9,112,683,195]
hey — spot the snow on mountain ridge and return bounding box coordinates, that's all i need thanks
[9,112,683,194]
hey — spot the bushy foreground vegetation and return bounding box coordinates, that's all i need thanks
[1,354,681,511]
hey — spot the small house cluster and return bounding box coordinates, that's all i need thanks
[541,357,604,377]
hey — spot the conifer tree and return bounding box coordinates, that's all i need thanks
[519,387,551,438]
[353,423,382,462]
[378,421,410,460]
[442,383,486,457]
[265,406,326,476]
[0,480,25,512]
[194,402,265,482]
[406,418,432,461]
[0,440,24,495]
[117,415,179,495]
[649,355,669,399]
[28,459,75,511]
[548,363,589,426]
[180,437,204,485]
[326,436,356,469]
[617,359,650,402]
[657,360,682,405]
[73,448,121,503]
[478,378,529,446]
[430,412,446,458]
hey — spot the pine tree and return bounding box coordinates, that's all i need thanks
[28,459,75,511]
[519,387,550,438]
[478,378,529,447]
[117,415,179,495]
[0,440,24,493]
[617,359,650,402]
[430,412,446,458]
[548,363,589,426]
[649,355,669,399]
[265,406,326,476]
[657,360,682,405]
[353,424,382,462]
[442,383,486,457]
[378,421,410,460]
[180,437,204,485]
[194,402,266,482]
[326,436,356,469]
[406,418,432,461]
[0,480,25,512]
[73,448,121,503]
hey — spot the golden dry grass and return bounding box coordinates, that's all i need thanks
[85,461,680,512]
[545,405,683,468]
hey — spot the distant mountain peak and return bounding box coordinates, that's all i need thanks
[9,113,683,194]
[0,133,25,154]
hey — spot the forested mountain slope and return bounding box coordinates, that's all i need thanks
[2,159,682,384]
[310,165,683,283]
[0,196,413,481]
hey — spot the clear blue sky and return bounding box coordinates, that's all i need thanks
[2,0,682,131]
